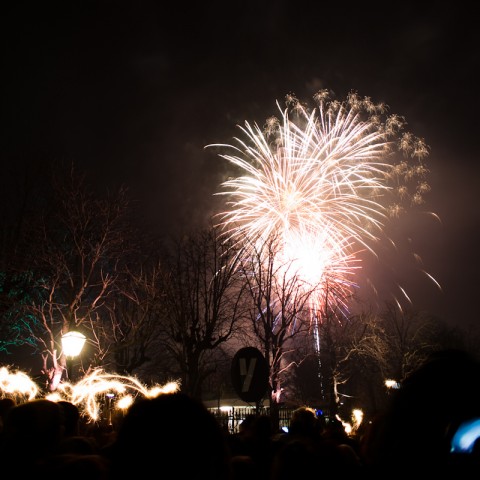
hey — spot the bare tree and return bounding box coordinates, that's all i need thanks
[377,302,441,380]
[16,164,135,391]
[0,161,49,353]
[239,234,316,430]
[332,302,442,417]
[157,224,246,399]
[98,256,165,378]
[433,320,480,361]
[285,284,357,419]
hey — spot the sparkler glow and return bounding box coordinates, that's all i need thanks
[0,365,180,422]
[0,366,38,402]
[336,408,364,436]
[209,90,434,319]
[51,369,180,421]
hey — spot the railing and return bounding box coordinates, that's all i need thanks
[209,406,295,434]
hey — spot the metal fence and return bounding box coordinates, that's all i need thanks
[209,406,295,434]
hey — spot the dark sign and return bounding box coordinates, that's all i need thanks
[231,347,268,403]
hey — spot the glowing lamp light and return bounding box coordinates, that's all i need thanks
[385,379,400,389]
[61,331,86,358]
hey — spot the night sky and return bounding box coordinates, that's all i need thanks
[1,1,478,329]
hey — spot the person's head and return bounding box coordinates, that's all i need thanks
[0,397,15,432]
[58,400,80,436]
[239,414,256,435]
[0,397,15,416]
[270,437,320,480]
[0,398,66,470]
[252,414,272,439]
[109,392,232,478]
[371,349,480,472]
[289,406,323,438]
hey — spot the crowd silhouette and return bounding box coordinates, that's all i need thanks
[1,348,480,479]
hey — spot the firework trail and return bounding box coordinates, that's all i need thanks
[208,90,434,320]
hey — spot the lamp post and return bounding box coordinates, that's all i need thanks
[61,331,86,382]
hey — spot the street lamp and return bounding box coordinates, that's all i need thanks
[385,379,400,389]
[61,331,86,382]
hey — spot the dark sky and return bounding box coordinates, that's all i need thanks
[1,1,478,329]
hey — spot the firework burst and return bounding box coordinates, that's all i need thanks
[209,90,433,319]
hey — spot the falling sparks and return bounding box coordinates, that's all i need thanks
[52,369,181,421]
[0,366,38,402]
[209,90,435,319]
[1,366,180,422]
[337,408,364,435]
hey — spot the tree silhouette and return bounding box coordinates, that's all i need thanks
[12,163,135,390]
[157,224,246,399]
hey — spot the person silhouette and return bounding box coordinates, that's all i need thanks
[107,392,233,479]
[0,399,65,477]
[367,348,480,474]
